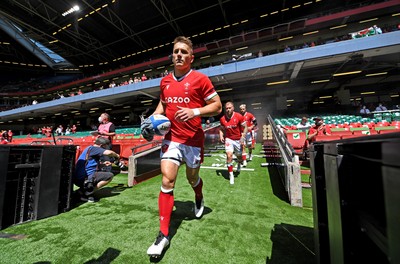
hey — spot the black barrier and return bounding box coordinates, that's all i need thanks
[310,134,400,264]
[0,145,76,230]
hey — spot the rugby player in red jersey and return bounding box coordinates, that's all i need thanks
[239,104,257,163]
[141,36,222,257]
[219,101,248,185]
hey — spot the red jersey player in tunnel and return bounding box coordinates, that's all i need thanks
[141,36,222,257]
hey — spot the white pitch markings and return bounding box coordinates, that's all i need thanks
[201,166,255,171]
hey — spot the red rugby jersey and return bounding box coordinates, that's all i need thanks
[160,70,217,147]
[220,112,245,140]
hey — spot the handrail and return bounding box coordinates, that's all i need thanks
[267,114,296,162]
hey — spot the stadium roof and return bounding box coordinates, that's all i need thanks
[0,0,399,123]
[0,0,389,74]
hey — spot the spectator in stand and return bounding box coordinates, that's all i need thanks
[128,77,133,84]
[360,105,371,116]
[65,126,71,135]
[56,125,63,136]
[70,92,75,97]
[284,45,291,52]
[296,117,311,132]
[258,50,263,57]
[1,130,8,142]
[220,101,248,184]
[77,89,83,95]
[97,113,116,172]
[71,124,77,134]
[307,117,331,144]
[141,73,148,81]
[375,102,388,112]
[204,119,211,129]
[32,100,38,105]
[1,133,7,144]
[7,130,13,143]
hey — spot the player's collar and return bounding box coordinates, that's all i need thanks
[173,69,192,82]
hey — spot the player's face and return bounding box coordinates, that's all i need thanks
[225,103,234,117]
[172,42,194,72]
[239,106,246,114]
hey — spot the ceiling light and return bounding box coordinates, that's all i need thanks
[359,18,378,24]
[303,31,319,36]
[319,96,332,99]
[216,88,233,92]
[267,80,289,86]
[287,99,294,102]
[278,36,293,41]
[390,94,399,97]
[365,72,387,77]
[62,5,80,17]
[141,100,153,103]
[330,24,347,30]
[333,70,361,77]
[251,102,261,105]
[311,79,329,84]
[392,13,400,16]
[360,91,375,95]
[236,46,248,51]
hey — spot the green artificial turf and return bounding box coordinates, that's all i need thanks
[0,144,315,263]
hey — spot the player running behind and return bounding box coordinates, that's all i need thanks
[239,104,257,164]
[219,101,248,185]
[141,36,222,257]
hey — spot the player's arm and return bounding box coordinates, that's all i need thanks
[219,127,225,143]
[241,122,248,143]
[175,94,222,122]
[152,101,166,116]
[103,149,120,159]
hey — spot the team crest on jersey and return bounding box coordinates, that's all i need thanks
[184,82,190,94]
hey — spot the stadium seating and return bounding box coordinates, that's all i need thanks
[285,130,307,155]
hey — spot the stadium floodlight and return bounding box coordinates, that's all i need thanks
[62,5,80,17]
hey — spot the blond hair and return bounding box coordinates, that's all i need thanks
[173,36,193,54]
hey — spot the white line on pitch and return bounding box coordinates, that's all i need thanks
[201,166,255,171]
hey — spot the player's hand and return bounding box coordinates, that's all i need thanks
[175,106,197,122]
[220,137,225,143]
[140,117,154,141]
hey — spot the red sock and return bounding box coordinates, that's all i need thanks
[242,153,247,162]
[158,189,174,237]
[228,164,233,173]
[192,177,203,200]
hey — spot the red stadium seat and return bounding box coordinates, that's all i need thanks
[315,134,342,142]
[285,130,307,154]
